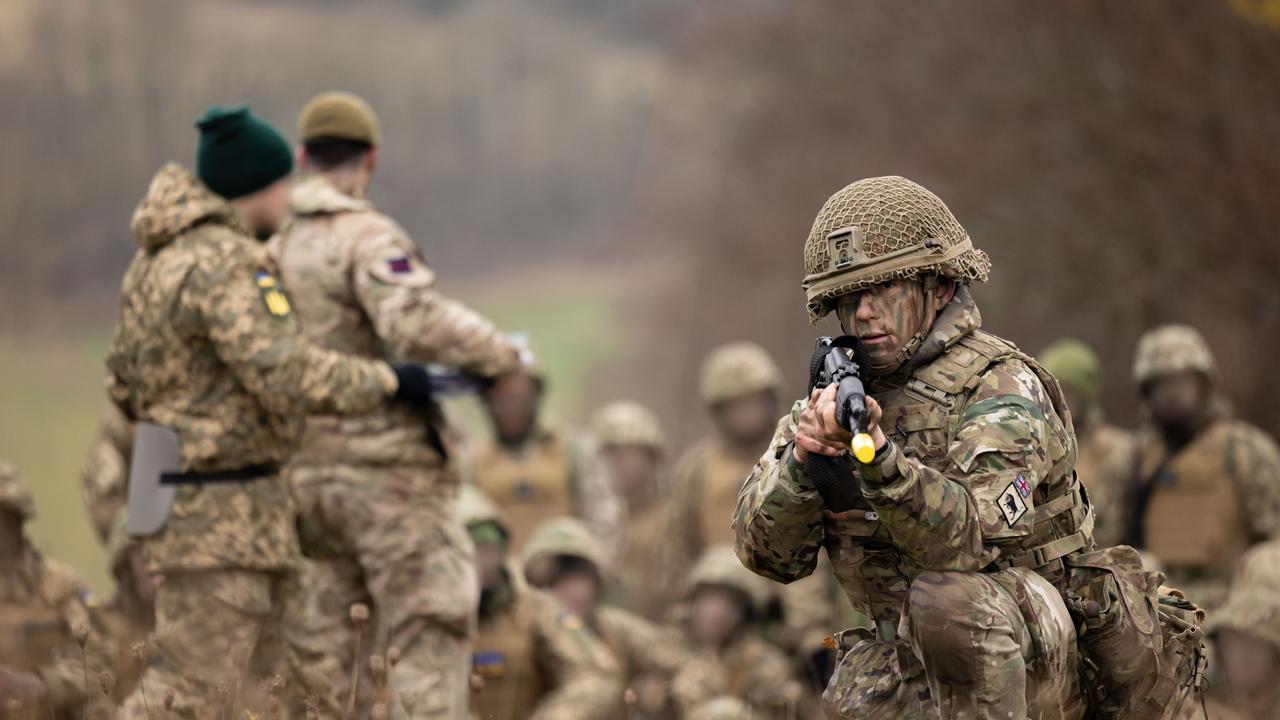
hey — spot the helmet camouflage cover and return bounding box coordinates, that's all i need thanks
[1039,338,1103,407]
[521,517,605,586]
[1133,324,1217,385]
[589,401,667,453]
[801,176,990,322]
[458,484,506,535]
[0,460,34,520]
[700,342,783,406]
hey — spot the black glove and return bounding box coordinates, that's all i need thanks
[392,364,434,405]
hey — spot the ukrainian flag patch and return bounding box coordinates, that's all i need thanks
[255,270,292,318]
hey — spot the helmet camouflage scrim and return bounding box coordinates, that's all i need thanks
[1133,324,1217,386]
[0,460,35,521]
[686,544,771,613]
[699,342,783,406]
[589,401,667,454]
[801,176,991,322]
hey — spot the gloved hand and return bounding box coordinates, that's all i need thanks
[392,364,434,405]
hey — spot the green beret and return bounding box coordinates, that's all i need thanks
[1039,338,1102,405]
[195,105,293,200]
[298,91,381,147]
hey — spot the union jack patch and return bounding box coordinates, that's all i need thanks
[1014,473,1032,498]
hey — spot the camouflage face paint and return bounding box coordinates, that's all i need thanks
[836,279,929,371]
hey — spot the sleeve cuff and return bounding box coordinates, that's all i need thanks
[860,440,903,487]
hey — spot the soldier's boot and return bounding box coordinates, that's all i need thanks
[117,569,280,720]
[903,569,1084,720]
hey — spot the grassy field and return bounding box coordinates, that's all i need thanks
[0,279,624,594]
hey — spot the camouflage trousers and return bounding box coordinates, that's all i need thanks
[822,568,1086,720]
[117,569,288,720]
[284,464,477,720]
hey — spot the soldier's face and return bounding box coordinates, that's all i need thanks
[1145,370,1208,428]
[473,540,508,593]
[835,278,955,372]
[689,587,748,648]
[550,569,599,617]
[1216,628,1280,694]
[602,445,661,499]
[711,390,779,447]
[485,373,542,444]
[0,510,21,556]
[231,178,293,239]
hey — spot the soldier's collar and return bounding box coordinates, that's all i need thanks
[290,175,372,216]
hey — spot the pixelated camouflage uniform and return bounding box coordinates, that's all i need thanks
[1201,540,1280,720]
[1039,339,1136,548]
[270,173,520,719]
[79,404,134,545]
[670,546,805,720]
[1128,325,1280,609]
[0,461,94,719]
[105,164,397,720]
[589,401,673,620]
[460,487,623,720]
[735,177,1091,719]
[471,416,626,562]
[522,517,687,717]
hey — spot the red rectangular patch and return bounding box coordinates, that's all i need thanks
[388,257,412,274]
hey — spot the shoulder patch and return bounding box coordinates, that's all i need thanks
[559,611,585,631]
[387,257,412,274]
[998,481,1028,527]
[472,651,506,677]
[255,270,292,318]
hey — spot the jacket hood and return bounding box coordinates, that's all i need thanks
[131,163,235,251]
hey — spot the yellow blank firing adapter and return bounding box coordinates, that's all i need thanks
[851,433,876,464]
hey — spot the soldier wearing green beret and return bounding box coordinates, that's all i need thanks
[269,91,523,719]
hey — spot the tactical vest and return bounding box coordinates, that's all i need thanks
[1139,421,1246,572]
[473,592,547,720]
[697,443,755,549]
[472,435,575,553]
[823,329,1090,626]
[0,602,65,672]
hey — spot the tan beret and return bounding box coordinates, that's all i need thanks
[298,91,381,146]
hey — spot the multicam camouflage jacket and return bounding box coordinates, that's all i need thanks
[733,287,1091,625]
[105,164,396,572]
[270,175,520,470]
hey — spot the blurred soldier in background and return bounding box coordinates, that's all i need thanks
[667,342,783,571]
[589,400,671,619]
[40,518,156,720]
[1039,338,1135,548]
[79,405,134,546]
[106,105,428,720]
[669,545,804,719]
[461,486,621,720]
[270,91,522,719]
[523,517,687,718]
[473,366,626,559]
[0,460,93,716]
[1127,324,1280,608]
[1202,541,1280,720]
[736,176,1092,718]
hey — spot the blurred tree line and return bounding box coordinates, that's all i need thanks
[1,0,1277,444]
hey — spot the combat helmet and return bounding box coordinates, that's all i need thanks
[1040,339,1103,408]
[801,176,991,322]
[521,517,605,587]
[686,544,771,614]
[1133,324,1217,386]
[589,401,666,454]
[0,460,35,521]
[1206,541,1280,653]
[700,342,784,406]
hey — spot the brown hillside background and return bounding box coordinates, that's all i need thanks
[1,0,1278,583]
